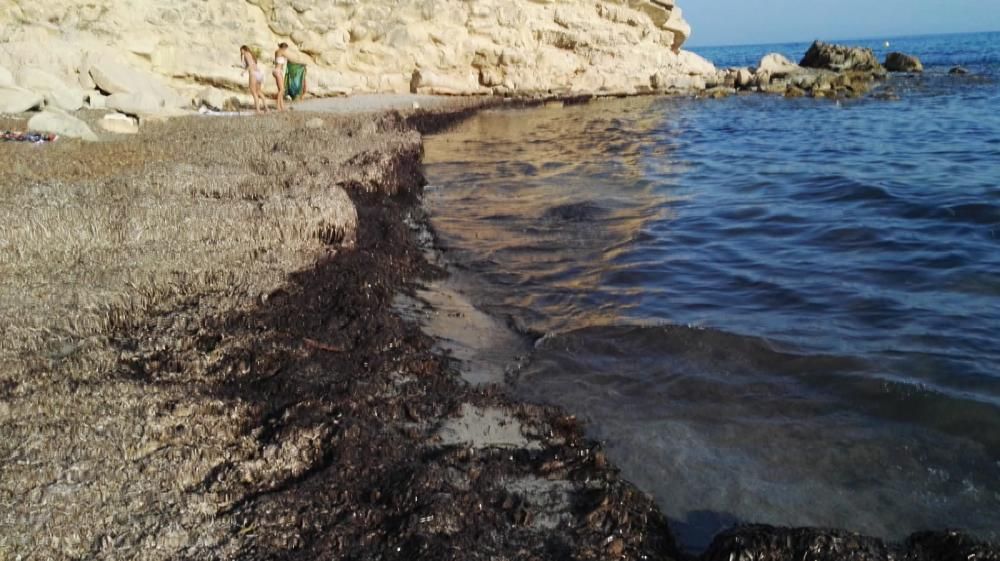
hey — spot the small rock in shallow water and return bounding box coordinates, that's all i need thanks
[949,66,970,75]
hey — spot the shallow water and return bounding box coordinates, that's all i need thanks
[423,32,1000,551]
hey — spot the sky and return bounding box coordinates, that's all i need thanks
[683,0,1000,47]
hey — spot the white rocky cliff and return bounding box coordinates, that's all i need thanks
[0,0,715,117]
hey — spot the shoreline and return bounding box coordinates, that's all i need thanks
[1,102,997,560]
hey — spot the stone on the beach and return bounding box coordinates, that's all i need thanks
[195,87,237,112]
[757,53,800,75]
[27,110,98,141]
[884,52,923,73]
[16,68,86,111]
[306,117,325,129]
[949,66,970,75]
[89,56,186,108]
[800,41,884,73]
[99,112,139,134]
[0,86,44,114]
[106,91,169,117]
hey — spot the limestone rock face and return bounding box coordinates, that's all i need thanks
[1,0,713,103]
[884,52,923,73]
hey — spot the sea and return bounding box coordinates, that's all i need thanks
[422,32,1000,552]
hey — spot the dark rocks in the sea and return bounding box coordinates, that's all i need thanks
[784,85,806,98]
[700,525,1000,561]
[712,42,890,101]
[800,40,886,74]
[884,51,924,73]
[698,86,734,99]
[949,66,970,75]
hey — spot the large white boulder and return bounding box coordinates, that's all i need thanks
[88,56,187,107]
[0,86,44,114]
[16,68,86,111]
[106,91,170,116]
[27,110,98,141]
[99,112,139,134]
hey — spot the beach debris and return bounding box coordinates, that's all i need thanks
[884,51,924,73]
[1,130,58,143]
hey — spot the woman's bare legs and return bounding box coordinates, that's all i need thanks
[252,77,266,112]
[273,71,285,111]
[248,76,262,113]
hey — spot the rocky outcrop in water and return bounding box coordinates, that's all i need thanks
[800,41,885,74]
[884,52,924,73]
[707,41,889,100]
[0,0,716,119]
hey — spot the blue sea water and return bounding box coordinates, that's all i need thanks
[423,32,1000,551]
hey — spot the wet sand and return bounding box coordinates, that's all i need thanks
[1,101,997,561]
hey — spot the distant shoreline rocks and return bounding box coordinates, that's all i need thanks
[706,41,891,100]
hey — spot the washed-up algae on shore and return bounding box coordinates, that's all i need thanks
[0,109,677,560]
[2,105,999,561]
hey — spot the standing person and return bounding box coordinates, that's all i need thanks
[239,45,267,113]
[272,42,289,111]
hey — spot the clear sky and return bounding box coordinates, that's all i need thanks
[683,0,1000,47]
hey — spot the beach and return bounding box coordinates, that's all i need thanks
[3,86,998,559]
[0,106,681,560]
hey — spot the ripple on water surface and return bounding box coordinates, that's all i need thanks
[424,34,1000,552]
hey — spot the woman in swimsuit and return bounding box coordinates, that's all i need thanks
[239,45,266,113]
[273,42,289,111]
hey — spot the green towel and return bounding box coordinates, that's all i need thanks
[285,63,307,100]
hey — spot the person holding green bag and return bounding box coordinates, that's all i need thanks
[285,61,308,101]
